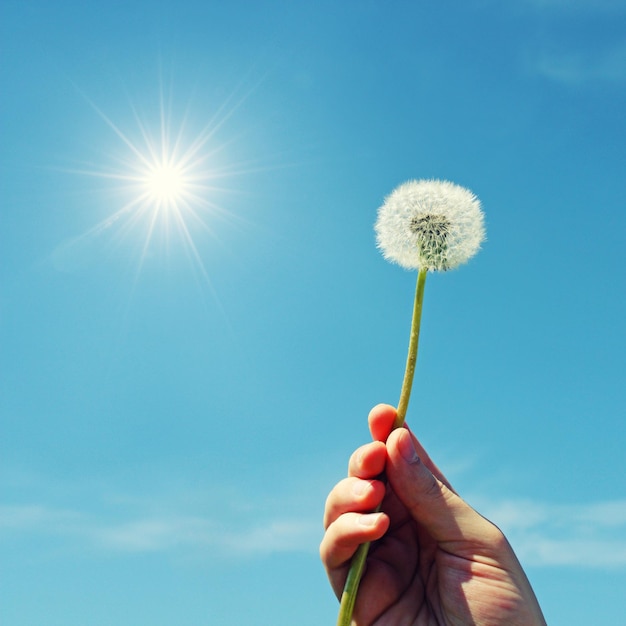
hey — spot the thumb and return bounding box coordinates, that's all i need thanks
[386,429,493,545]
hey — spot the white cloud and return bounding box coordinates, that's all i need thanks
[221,519,321,555]
[475,498,626,568]
[0,504,84,532]
[94,516,216,552]
[532,43,626,85]
[0,466,328,561]
[0,503,321,558]
[4,490,626,568]
[94,515,320,555]
[517,537,626,568]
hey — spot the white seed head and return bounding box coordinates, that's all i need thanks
[375,179,486,271]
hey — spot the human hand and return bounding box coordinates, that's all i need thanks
[320,404,546,625]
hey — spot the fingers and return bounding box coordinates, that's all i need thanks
[385,428,494,545]
[368,403,398,441]
[324,440,386,530]
[320,511,389,573]
[321,437,389,585]
[347,440,387,478]
[323,476,386,529]
[368,404,455,492]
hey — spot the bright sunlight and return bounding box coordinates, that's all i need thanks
[56,76,262,289]
[143,161,188,208]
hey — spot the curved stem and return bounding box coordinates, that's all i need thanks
[336,267,428,626]
[394,267,427,429]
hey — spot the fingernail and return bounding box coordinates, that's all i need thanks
[399,431,420,465]
[358,513,382,527]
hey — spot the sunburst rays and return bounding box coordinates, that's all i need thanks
[54,75,263,299]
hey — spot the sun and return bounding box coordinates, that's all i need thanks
[141,159,189,208]
[56,76,264,291]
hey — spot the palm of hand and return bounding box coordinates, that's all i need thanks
[354,488,529,626]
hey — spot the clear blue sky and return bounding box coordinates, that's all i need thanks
[1,1,625,624]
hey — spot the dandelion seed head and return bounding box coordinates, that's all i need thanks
[375,179,486,271]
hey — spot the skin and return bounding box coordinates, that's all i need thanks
[320,404,547,626]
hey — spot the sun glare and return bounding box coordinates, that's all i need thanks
[142,160,188,208]
[59,77,263,291]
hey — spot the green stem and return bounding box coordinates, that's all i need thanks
[394,267,427,429]
[336,267,428,626]
[335,540,372,626]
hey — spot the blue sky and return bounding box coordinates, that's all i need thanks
[1,1,625,624]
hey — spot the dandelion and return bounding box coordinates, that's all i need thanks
[375,179,485,272]
[336,179,485,626]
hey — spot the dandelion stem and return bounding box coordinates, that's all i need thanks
[395,267,427,428]
[336,267,428,626]
[336,540,372,626]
